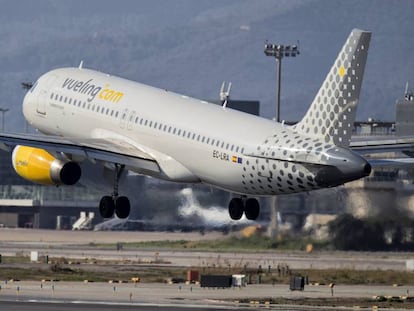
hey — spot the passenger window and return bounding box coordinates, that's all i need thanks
[60,95,63,102]
[50,93,54,99]
[115,111,119,118]
[55,94,59,100]
[226,143,230,149]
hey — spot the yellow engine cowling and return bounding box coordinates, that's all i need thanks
[12,145,81,186]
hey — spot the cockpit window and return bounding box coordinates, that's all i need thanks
[29,81,38,93]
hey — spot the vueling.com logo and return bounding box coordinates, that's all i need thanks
[62,78,124,103]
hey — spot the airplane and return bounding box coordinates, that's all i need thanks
[0,29,373,221]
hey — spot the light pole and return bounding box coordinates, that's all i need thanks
[264,42,300,122]
[0,108,9,131]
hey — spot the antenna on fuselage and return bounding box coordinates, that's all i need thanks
[21,82,33,90]
[220,81,232,109]
[78,60,84,69]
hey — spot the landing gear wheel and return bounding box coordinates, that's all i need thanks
[99,196,115,218]
[99,164,131,219]
[115,196,130,219]
[229,198,244,220]
[244,198,260,220]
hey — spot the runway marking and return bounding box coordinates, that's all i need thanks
[1,298,241,310]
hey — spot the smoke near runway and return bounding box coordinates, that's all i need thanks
[177,188,250,226]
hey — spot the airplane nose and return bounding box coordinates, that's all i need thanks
[22,90,32,120]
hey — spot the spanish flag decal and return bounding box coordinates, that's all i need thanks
[232,156,243,164]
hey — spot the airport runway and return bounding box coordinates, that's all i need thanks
[2,229,414,310]
[0,243,410,271]
[0,301,236,311]
[0,228,222,244]
[1,246,409,271]
[0,229,412,271]
[0,281,413,310]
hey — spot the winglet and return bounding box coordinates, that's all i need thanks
[79,60,84,69]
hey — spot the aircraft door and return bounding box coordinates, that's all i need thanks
[120,108,129,129]
[127,111,136,130]
[36,74,57,116]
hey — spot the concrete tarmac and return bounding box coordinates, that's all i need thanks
[0,228,411,271]
[0,300,233,311]
[2,229,414,310]
[0,228,222,244]
[0,282,414,311]
[1,245,408,270]
[0,281,413,308]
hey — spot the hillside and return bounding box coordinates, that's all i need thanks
[0,0,413,131]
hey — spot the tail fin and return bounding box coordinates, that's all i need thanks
[293,29,371,148]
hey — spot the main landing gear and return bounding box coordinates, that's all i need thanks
[228,197,260,221]
[99,164,131,219]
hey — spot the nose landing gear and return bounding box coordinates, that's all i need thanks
[98,164,131,219]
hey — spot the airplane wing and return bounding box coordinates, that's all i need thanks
[350,135,414,168]
[350,135,414,154]
[367,158,414,168]
[0,132,160,173]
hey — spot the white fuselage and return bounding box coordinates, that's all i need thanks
[22,67,367,196]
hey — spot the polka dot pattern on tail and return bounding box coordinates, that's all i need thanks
[292,29,371,148]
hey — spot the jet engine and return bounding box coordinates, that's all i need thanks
[12,145,81,186]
